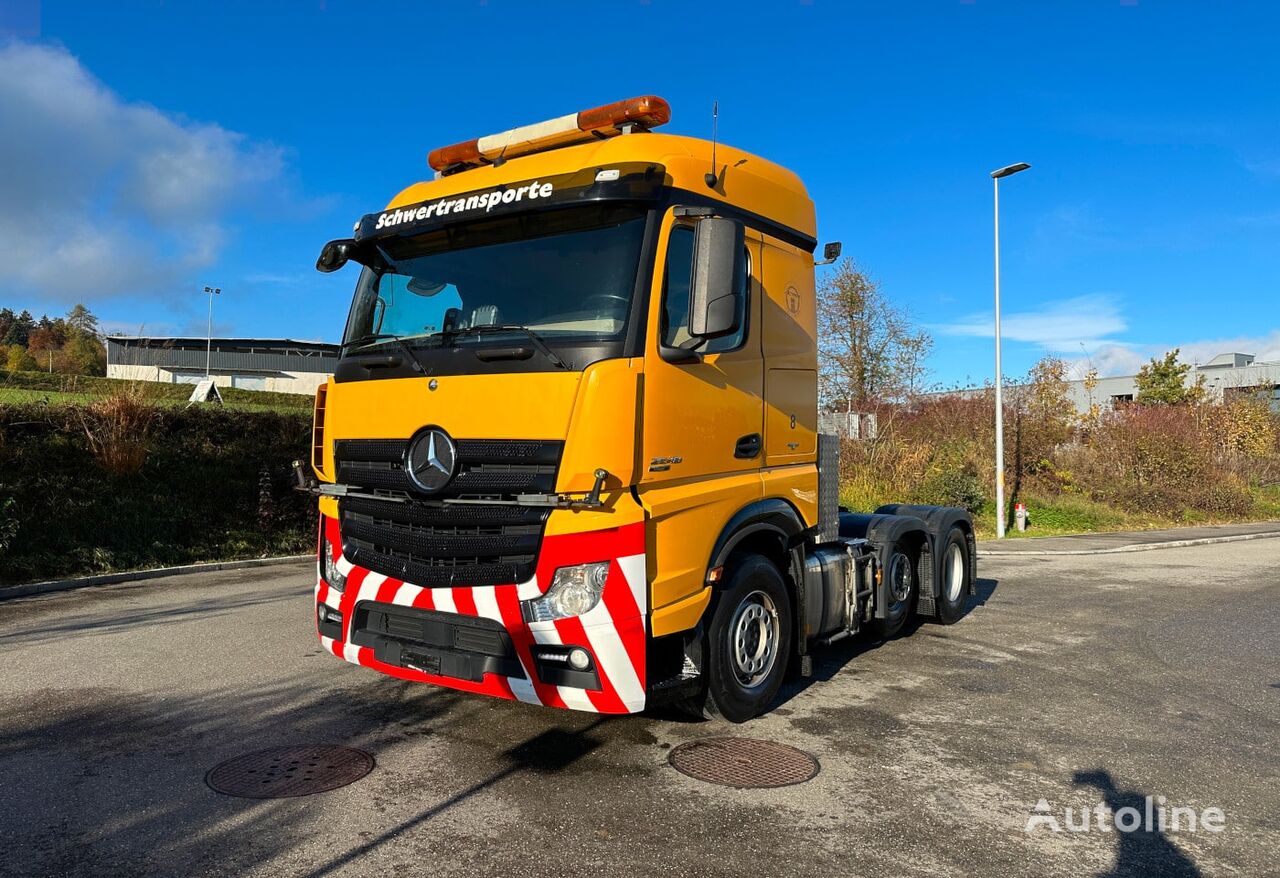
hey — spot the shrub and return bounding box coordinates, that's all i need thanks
[849,355,1279,527]
[918,465,987,514]
[0,401,314,584]
[1064,404,1255,518]
[77,387,159,474]
[0,492,17,554]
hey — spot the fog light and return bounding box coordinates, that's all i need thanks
[567,647,591,671]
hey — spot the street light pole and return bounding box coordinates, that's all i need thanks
[989,162,1030,539]
[203,286,221,378]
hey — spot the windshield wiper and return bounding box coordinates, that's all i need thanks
[444,324,571,370]
[341,332,425,374]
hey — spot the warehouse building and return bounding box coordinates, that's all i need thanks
[1068,352,1280,412]
[929,352,1280,415]
[105,336,339,395]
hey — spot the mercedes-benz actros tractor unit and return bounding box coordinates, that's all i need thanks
[299,95,975,721]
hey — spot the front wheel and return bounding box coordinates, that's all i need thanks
[694,554,793,723]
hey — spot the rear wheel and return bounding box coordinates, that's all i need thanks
[869,541,917,639]
[934,527,971,625]
[685,554,793,723]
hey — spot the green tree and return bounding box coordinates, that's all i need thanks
[2,310,35,346]
[3,344,38,372]
[59,332,106,376]
[1135,349,1204,405]
[52,304,107,376]
[66,303,100,337]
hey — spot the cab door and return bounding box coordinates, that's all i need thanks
[641,213,764,482]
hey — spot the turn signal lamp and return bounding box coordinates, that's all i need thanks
[428,95,671,173]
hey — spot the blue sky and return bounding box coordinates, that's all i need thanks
[1,0,1277,385]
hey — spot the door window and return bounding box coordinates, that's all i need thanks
[660,225,749,354]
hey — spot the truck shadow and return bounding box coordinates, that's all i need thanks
[770,576,1000,710]
[299,722,607,878]
[0,673,613,877]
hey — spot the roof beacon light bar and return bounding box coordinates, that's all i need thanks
[428,95,671,175]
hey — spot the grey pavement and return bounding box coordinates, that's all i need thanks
[1,540,1277,877]
[978,520,1280,555]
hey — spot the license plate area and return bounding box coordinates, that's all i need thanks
[401,649,442,676]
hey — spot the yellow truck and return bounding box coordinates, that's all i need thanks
[299,96,975,721]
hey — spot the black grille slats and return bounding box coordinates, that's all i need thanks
[342,516,540,560]
[334,437,563,587]
[335,438,560,498]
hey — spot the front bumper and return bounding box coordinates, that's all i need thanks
[315,513,647,714]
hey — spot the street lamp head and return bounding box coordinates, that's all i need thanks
[204,286,221,295]
[991,162,1031,179]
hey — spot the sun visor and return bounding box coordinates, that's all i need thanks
[354,163,666,243]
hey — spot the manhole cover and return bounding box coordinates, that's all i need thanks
[668,737,819,788]
[206,745,375,798]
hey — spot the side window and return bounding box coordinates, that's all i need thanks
[660,224,750,354]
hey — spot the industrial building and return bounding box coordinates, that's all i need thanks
[930,351,1280,414]
[105,336,339,395]
[1068,352,1280,412]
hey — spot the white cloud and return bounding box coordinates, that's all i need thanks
[0,42,286,302]
[937,293,1128,352]
[1065,330,1280,379]
[1065,343,1143,380]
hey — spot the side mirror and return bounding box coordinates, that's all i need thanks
[816,241,842,265]
[688,217,745,339]
[316,239,356,273]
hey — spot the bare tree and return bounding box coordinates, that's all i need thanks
[817,258,932,410]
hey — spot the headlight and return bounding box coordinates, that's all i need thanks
[322,542,347,592]
[524,562,609,622]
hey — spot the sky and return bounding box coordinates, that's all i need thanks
[1,0,1277,387]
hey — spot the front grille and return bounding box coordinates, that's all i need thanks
[335,437,562,587]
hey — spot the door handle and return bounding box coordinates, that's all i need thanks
[734,433,762,459]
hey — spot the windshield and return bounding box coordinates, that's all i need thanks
[343,204,648,354]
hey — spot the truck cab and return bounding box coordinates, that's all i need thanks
[304,96,974,721]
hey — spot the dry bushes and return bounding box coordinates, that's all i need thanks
[841,358,1280,525]
[841,396,994,514]
[77,387,159,474]
[1065,405,1254,517]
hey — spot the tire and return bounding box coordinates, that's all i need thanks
[934,527,971,625]
[869,540,917,639]
[689,554,793,723]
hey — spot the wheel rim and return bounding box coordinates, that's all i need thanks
[888,552,913,604]
[943,542,965,601]
[729,589,780,690]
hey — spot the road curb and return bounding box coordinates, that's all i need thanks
[0,554,314,600]
[978,529,1280,557]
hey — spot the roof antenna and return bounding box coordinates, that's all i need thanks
[704,100,719,189]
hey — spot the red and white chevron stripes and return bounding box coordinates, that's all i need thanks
[314,514,648,714]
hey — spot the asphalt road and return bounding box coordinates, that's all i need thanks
[1,540,1277,877]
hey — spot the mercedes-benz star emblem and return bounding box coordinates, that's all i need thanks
[404,427,457,493]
